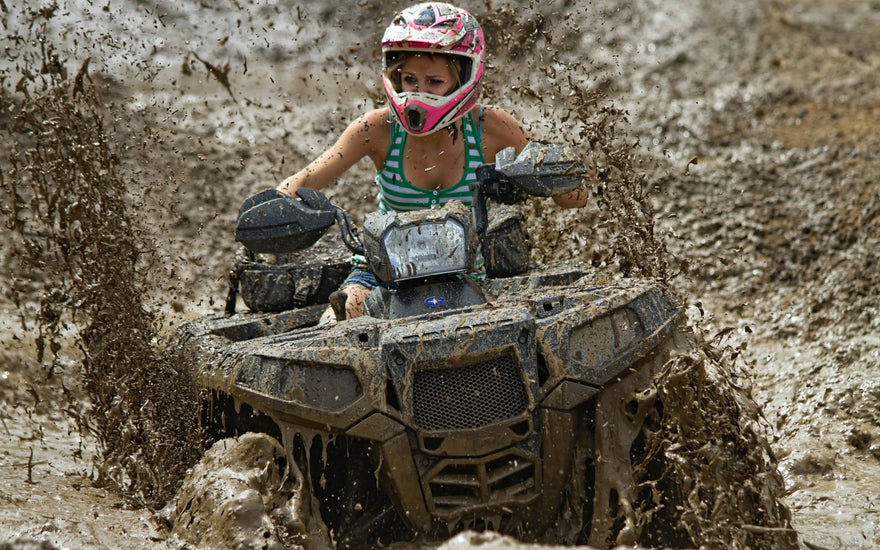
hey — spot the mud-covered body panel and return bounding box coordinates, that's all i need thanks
[179,264,680,541]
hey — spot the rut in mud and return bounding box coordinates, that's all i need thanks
[1,0,878,549]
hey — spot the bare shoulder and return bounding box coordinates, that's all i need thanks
[475,105,529,158]
[342,108,391,164]
[355,108,391,130]
[344,108,390,142]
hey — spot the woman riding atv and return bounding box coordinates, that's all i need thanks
[276,2,588,322]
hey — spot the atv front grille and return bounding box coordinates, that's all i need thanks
[424,451,538,515]
[412,352,528,431]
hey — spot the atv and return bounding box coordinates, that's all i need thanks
[174,142,686,548]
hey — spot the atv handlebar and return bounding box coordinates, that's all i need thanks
[472,142,586,236]
[235,188,337,254]
[235,142,585,254]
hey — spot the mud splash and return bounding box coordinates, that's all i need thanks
[635,337,796,548]
[164,432,332,550]
[477,1,671,282]
[0,5,200,507]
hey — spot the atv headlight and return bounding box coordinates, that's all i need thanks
[384,218,467,279]
[363,202,476,282]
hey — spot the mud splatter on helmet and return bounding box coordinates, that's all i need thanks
[381,2,485,136]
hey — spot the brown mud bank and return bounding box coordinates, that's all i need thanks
[1,0,879,549]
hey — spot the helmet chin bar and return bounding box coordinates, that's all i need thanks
[405,105,427,133]
[387,85,476,136]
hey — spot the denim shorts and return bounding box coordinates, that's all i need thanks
[340,263,397,290]
[341,257,486,290]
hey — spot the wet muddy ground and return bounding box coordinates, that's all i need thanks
[1,0,879,548]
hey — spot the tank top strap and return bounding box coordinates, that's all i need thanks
[462,108,486,169]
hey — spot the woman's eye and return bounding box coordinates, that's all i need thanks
[429,79,446,86]
[403,76,418,85]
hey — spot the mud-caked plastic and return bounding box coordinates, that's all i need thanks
[181,144,688,549]
[179,260,684,548]
[483,204,530,277]
[229,232,351,313]
[235,188,336,254]
[494,142,586,197]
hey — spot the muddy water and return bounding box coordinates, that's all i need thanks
[1,0,879,549]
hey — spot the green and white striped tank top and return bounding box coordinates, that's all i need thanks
[376,109,485,213]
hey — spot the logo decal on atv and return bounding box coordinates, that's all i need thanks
[425,296,445,307]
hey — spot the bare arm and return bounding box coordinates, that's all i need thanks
[479,106,587,209]
[278,109,389,196]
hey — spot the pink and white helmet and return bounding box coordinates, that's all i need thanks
[381,2,485,136]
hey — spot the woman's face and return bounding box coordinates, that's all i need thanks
[399,55,457,95]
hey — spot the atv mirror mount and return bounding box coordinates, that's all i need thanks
[293,188,365,255]
[470,166,528,238]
